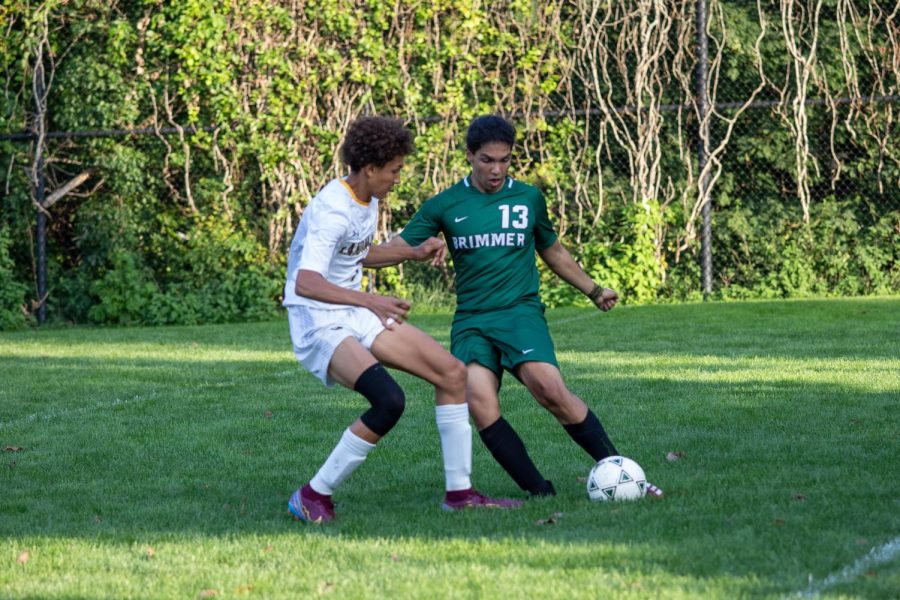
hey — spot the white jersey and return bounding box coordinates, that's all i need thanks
[283,178,378,309]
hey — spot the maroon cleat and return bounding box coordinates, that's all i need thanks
[441,488,523,511]
[288,483,335,523]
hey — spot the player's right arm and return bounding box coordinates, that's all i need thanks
[295,270,411,326]
[293,198,410,327]
[363,236,446,268]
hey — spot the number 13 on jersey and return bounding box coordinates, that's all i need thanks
[499,204,529,229]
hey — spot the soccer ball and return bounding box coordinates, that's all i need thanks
[586,456,647,501]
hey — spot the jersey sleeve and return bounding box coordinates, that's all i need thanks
[533,189,558,251]
[297,203,350,275]
[399,198,442,246]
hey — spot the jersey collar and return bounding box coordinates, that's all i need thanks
[340,178,371,206]
[463,175,514,191]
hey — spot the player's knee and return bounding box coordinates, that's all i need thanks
[466,386,500,426]
[442,358,467,393]
[355,363,406,436]
[360,386,405,435]
[530,378,573,410]
[469,401,501,430]
[528,377,556,402]
[378,382,406,422]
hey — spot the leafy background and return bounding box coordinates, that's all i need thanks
[0,0,898,328]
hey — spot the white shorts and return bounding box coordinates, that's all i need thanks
[287,305,386,387]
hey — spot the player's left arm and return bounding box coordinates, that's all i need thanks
[538,240,619,312]
[362,235,446,268]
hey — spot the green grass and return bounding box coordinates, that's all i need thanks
[1,297,899,599]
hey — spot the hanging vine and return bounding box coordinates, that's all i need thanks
[2,0,899,325]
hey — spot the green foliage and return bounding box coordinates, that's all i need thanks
[0,0,897,327]
[145,215,282,325]
[86,215,280,326]
[598,200,665,304]
[371,259,457,313]
[0,225,29,330]
[713,199,898,299]
[856,211,900,293]
[87,248,158,325]
[541,200,665,307]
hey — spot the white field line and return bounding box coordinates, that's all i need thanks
[0,368,299,431]
[0,393,158,431]
[797,536,900,597]
[547,311,602,327]
[547,305,638,328]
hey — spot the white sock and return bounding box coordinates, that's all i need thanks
[310,428,376,495]
[435,403,472,492]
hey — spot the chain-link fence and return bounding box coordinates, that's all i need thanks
[533,90,900,300]
[1,0,898,327]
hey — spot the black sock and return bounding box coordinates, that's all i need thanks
[479,417,555,496]
[563,409,619,461]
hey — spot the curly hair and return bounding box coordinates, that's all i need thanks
[340,117,414,172]
[465,115,516,153]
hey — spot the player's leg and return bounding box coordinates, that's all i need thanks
[466,362,501,429]
[468,362,556,496]
[372,324,470,493]
[370,324,521,509]
[326,337,404,445]
[288,308,408,523]
[516,361,664,498]
[371,321,466,406]
[516,361,619,460]
[491,303,619,462]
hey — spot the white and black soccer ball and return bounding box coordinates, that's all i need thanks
[586,455,647,501]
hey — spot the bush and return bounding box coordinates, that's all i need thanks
[145,216,281,325]
[0,226,29,330]
[541,199,665,307]
[80,208,281,326]
[88,249,159,325]
[713,200,898,299]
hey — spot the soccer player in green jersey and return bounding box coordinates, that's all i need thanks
[384,115,663,498]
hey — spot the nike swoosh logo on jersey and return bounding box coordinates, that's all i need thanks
[454,216,469,222]
[522,348,535,354]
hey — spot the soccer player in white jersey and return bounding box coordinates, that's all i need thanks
[284,116,521,523]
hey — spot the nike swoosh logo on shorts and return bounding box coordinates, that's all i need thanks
[454,216,468,222]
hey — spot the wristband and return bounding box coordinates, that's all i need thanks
[587,284,603,301]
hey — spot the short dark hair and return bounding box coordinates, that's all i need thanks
[340,117,414,172]
[465,115,516,153]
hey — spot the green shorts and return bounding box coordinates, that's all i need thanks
[451,302,558,380]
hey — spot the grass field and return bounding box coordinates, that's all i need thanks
[1,298,899,599]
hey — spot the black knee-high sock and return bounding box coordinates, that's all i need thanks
[479,417,555,496]
[563,409,619,461]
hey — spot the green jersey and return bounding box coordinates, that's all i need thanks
[400,175,558,314]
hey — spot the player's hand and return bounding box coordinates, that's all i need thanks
[413,237,447,267]
[367,294,412,329]
[592,287,619,312]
